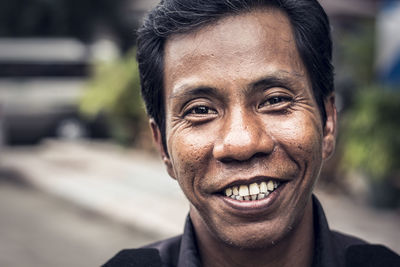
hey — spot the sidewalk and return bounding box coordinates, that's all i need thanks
[1,139,399,253]
[0,140,188,239]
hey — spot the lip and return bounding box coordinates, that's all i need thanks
[217,181,288,217]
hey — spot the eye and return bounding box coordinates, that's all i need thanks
[190,106,214,114]
[258,95,292,110]
[184,105,217,116]
[267,96,285,105]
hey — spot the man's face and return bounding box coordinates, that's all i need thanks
[157,8,335,248]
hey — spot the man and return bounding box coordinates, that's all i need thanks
[104,0,400,266]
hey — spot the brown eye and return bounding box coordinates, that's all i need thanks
[193,106,210,114]
[260,96,292,108]
[267,96,286,105]
[185,106,217,116]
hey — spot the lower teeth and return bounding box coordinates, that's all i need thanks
[228,188,274,201]
[224,181,281,201]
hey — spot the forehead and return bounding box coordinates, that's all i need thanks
[163,8,307,97]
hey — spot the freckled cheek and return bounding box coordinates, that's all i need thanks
[270,116,323,165]
[167,130,215,195]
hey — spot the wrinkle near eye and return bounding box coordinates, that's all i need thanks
[290,95,320,116]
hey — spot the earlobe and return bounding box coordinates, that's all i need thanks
[322,94,337,160]
[149,119,176,179]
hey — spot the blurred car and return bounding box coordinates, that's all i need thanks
[0,38,109,144]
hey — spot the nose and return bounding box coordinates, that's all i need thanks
[213,108,274,162]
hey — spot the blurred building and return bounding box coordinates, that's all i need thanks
[376,0,400,86]
[320,0,377,17]
[0,38,109,144]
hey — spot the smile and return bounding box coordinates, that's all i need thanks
[223,180,281,201]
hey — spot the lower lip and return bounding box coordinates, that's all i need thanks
[219,182,287,216]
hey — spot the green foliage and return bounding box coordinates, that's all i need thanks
[340,86,400,181]
[80,48,148,145]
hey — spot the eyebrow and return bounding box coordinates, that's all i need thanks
[252,77,290,88]
[169,86,221,100]
[169,71,301,100]
[246,73,299,95]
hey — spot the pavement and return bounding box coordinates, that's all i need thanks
[0,140,188,239]
[0,139,399,256]
[0,179,159,267]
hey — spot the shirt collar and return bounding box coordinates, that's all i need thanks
[311,195,343,267]
[177,216,202,267]
[177,195,339,267]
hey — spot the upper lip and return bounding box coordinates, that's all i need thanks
[214,175,290,194]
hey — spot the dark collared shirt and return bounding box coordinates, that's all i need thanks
[146,196,367,267]
[104,196,400,267]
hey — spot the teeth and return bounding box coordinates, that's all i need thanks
[249,183,260,195]
[267,180,274,191]
[232,186,239,196]
[239,185,249,196]
[224,180,281,201]
[225,188,233,197]
[260,182,268,193]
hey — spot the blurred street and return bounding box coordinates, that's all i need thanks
[0,140,188,267]
[0,178,159,267]
[0,140,399,267]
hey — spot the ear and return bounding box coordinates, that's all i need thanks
[322,93,337,160]
[149,119,176,179]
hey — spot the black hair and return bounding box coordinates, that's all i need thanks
[137,0,333,150]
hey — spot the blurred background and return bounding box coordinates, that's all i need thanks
[0,0,399,266]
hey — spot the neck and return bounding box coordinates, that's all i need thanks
[191,200,315,267]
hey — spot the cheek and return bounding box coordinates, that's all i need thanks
[167,128,215,196]
[272,113,323,168]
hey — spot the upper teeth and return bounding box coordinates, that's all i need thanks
[224,180,280,201]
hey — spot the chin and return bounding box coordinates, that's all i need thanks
[212,221,295,250]
[218,233,286,250]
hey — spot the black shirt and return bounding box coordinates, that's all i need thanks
[104,196,400,267]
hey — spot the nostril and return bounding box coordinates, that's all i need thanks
[219,157,235,164]
[218,151,269,164]
[254,152,268,159]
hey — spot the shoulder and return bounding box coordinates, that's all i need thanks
[330,230,366,249]
[345,243,400,267]
[331,230,400,267]
[102,235,182,267]
[101,248,162,267]
[143,235,182,266]
[312,196,399,267]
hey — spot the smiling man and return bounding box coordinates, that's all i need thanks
[104,0,399,266]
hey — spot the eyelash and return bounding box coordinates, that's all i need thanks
[259,95,292,109]
[183,105,217,116]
